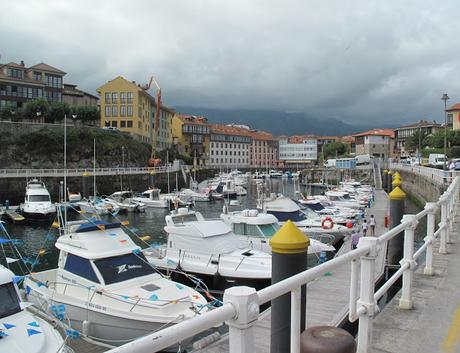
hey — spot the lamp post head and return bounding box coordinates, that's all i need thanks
[441,93,450,103]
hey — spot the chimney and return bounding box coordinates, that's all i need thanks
[20,60,25,67]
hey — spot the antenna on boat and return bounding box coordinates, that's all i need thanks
[93,139,96,199]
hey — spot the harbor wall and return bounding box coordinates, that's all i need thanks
[393,170,444,204]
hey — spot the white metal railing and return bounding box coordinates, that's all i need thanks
[0,166,181,178]
[107,176,460,353]
[390,162,460,186]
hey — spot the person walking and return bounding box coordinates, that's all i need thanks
[362,219,368,236]
[351,229,361,250]
[369,214,376,235]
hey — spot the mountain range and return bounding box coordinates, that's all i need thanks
[173,106,397,136]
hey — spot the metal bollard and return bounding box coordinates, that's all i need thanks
[399,215,418,309]
[300,326,356,353]
[269,220,309,353]
[387,186,406,266]
[386,171,393,193]
[382,170,388,192]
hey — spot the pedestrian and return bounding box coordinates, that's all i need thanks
[362,219,368,236]
[351,229,361,250]
[369,214,376,235]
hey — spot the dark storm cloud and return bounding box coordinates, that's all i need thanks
[1,0,459,125]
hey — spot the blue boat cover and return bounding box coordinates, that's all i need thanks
[75,220,121,233]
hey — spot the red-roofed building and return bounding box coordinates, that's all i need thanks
[446,103,460,130]
[353,129,395,158]
[248,129,278,168]
[209,124,252,168]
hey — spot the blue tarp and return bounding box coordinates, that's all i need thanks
[75,220,121,233]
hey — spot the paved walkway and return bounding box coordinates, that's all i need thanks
[371,205,460,353]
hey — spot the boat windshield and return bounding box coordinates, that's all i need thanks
[0,282,21,319]
[172,213,199,224]
[306,203,324,211]
[29,195,50,202]
[94,253,155,285]
[259,223,279,237]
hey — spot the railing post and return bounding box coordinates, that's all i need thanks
[356,237,379,353]
[399,215,418,309]
[223,286,259,353]
[440,200,448,254]
[424,203,437,276]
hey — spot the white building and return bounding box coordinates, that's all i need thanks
[278,135,317,167]
[209,125,251,168]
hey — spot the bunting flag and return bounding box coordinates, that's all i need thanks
[6,257,19,264]
[121,220,130,226]
[97,224,105,231]
[0,237,11,244]
[3,323,16,329]
[108,233,117,237]
[12,276,24,284]
[150,294,159,301]
[175,283,185,290]
[28,321,40,327]
[27,328,42,336]
[0,330,8,337]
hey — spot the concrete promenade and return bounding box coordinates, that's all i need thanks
[371,204,460,353]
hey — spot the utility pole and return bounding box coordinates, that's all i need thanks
[441,93,450,170]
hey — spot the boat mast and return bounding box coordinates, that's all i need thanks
[64,114,67,229]
[93,139,96,198]
[167,149,170,194]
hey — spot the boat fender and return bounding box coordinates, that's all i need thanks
[321,217,334,230]
[82,320,91,335]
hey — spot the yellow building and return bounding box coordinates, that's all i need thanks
[97,76,153,143]
[446,103,460,130]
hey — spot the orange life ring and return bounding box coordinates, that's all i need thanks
[321,217,334,230]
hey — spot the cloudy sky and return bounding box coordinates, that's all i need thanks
[1,0,459,125]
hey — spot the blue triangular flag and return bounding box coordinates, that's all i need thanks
[3,323,15,329]
[27,328,42,336]
[28,321,40,327]
[150,294,159,301]
[0,331,8,337]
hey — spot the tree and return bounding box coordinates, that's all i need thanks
[48,102,70,123]
[24,99,50,120]
[72,106,100,123]
[322,141,348,159]
[404,130,428,152]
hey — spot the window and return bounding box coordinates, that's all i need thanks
[127,120,133,128]
[105,92,110,104]
[105,106,111,117]
[120,121,126,128]
[120,92,126,104]
[120,105,126,117]
[64,253,99,283]
[94,253,155,285]
[7,68,23,79]
[112,92,118,104]
[0,283,21,319]
[112,105,118,117]
[29,195,50,202]
[127,92,133,104]
[127,105,133,116]
[33,71,41,81]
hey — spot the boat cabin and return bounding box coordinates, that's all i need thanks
[0,266,21,319]
[56,220,156,286]
[140,189,161,201]
[25,180,51,203]
[221,210,280,239]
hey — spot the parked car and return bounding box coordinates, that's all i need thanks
[449,158,460,170]
[355,154,373,165]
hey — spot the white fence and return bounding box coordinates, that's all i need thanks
[0,166,177,178]
[105,176,460,353]
[390,163,460,186]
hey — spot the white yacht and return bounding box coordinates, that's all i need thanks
[132,188,176,208]
[258,194,350,247]
[24,219,208,348]
[220,209,335,266]
[19,180,56,220]
[105,191,146,213]
[75,197,121,216]
[178,188,210,203]
[296,198,356,225]
[0,265,67,353]
[144,208,272,291]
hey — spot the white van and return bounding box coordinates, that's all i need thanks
[355,154,373,165]
[428,153,446,168]
[324,159,336,168]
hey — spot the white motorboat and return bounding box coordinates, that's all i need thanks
[67,189,82,203]
[258,194,350,247]
[0,264,67,353]
[220,208,335,266]
[296,198,356,225]
[106,191,146,212]
[19,180,56,220]
[144,208,272,291]
[132,188,171,208]
[323,191,367,209]
[24,219,208,348]
[178,188,210,202]
[75,197,121,216]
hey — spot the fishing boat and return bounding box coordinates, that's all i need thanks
[19,180,56,220]
[75,197,121,216]
[105,191,146,213]
[144,207,271,292]
[132,188,173,208]
[178,188,210,203]
[0,264,67,353]
[24,218,208,348]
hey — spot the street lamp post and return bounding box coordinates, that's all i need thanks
[441,94,450,170]
[418,120,422,165]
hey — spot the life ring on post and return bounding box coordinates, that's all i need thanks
[321,216,334,230]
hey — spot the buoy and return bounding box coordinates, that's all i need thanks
[38,249,46,256]
[346,221,353,229]
[321,217,334,230]
[51,221,60,229]
[140,235,151,242]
